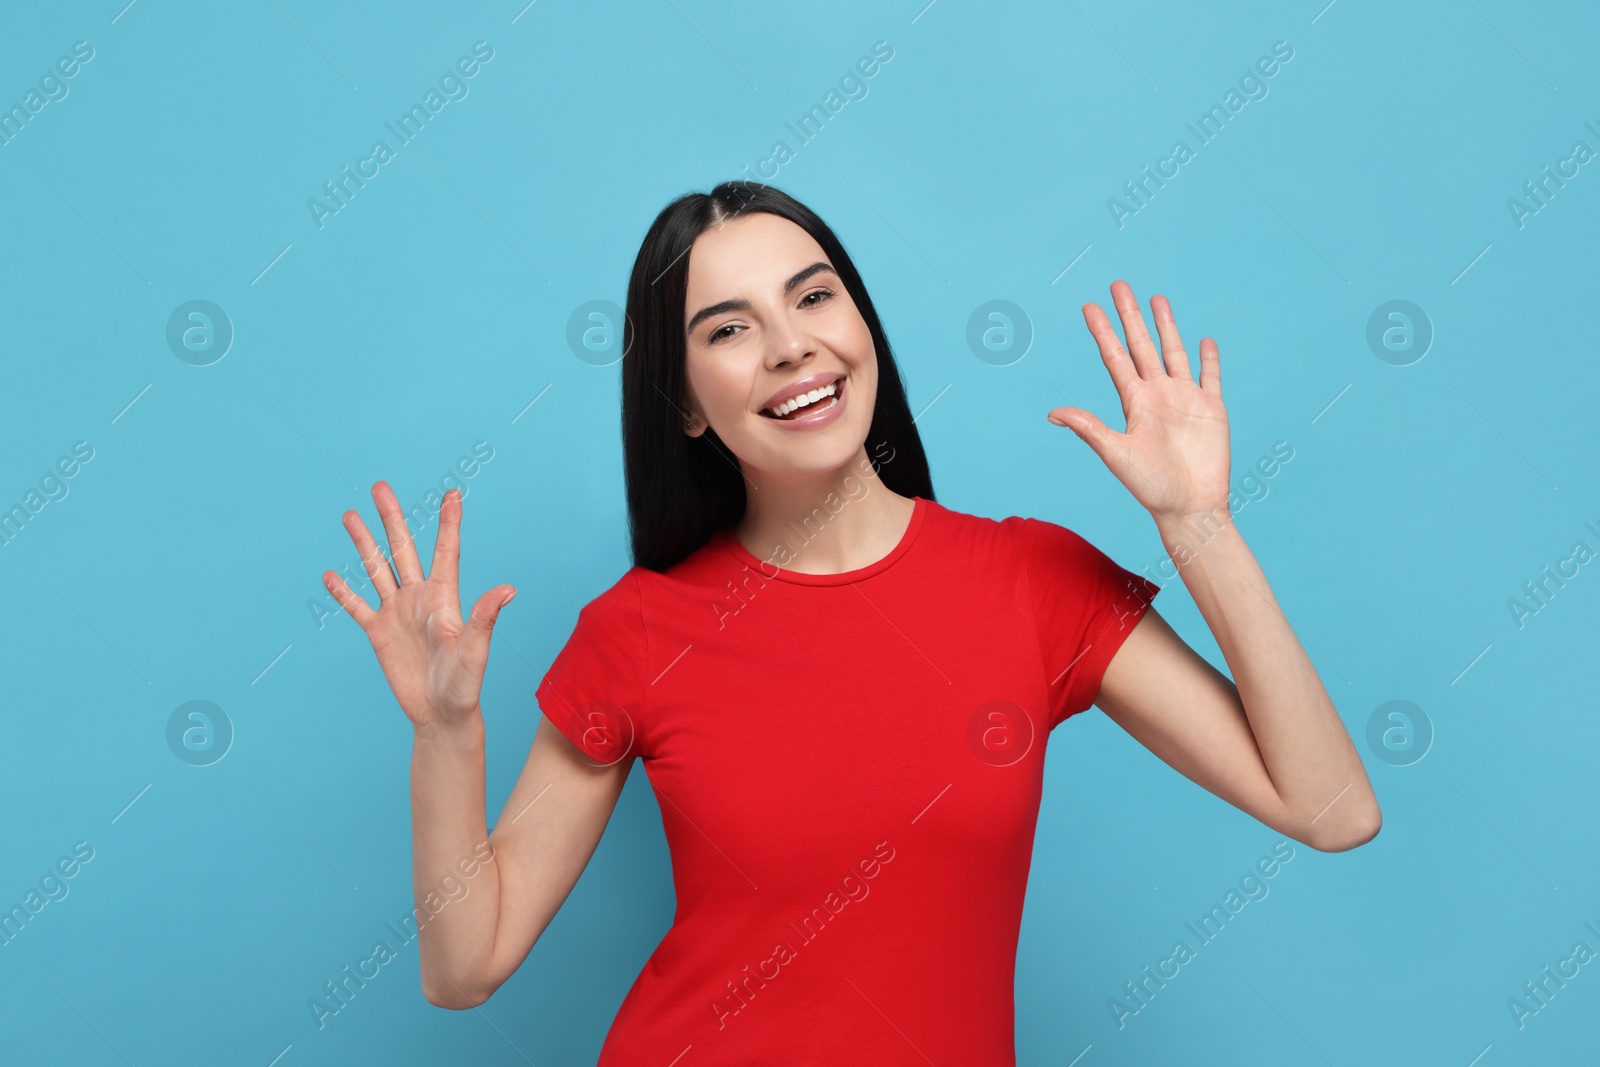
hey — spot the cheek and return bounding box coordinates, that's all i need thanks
[848,315,874,356]
[685,355,740,413]
[705,367,769,434]
[850,329,878,391]
[717,365,759,414]
[845,364,877,422]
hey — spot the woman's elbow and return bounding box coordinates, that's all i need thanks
[422,972,501,1010]
[1306,802,1382,853]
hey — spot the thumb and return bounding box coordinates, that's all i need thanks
[1048,406,1114,450]
[461,584,516,657]
[1048,406,1129,472]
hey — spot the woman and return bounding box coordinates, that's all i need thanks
[322,181,1380,1063]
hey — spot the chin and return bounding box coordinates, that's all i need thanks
[748,432,870,479]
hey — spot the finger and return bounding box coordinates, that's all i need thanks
[1150,295,1193,382]
[460,584,517,663]
[1081,301,1139,397]
[1197,337,1223,398]
[322,569,377,630]
[431,488,463,592]
[373,481,425,586]
[1109,280,1164,379]
[1046,405,1124,465]
[342,507,400,598]
[1048,406,1160,498]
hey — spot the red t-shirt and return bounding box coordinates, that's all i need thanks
[535,495,1159,1065]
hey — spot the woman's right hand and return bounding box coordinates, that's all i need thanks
[323,481,516,733]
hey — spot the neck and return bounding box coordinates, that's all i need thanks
[732,447,915,575]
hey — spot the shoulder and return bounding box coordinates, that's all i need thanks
[920,497,1022,546]
[1005,512,1101,560]
[575,565,645,614]
[563,566,649,649]
[919,497,1085,561]
[936,503,1146,602]
[578,546,728,638]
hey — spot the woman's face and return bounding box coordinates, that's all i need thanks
[680,212,877,481]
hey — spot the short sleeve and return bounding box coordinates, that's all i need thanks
[535,569,649,765]
[1011,516,1161,729]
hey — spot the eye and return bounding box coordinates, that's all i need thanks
[706,290,833,344]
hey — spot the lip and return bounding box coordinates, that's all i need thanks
[760,374,847,430]
[759,372,848,416]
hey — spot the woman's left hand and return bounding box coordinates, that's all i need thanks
[1048,280,1232,525]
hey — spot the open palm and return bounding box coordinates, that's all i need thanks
[1048,280,1232,523]
[323,482,516,732]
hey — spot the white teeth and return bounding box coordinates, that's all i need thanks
[769,381,839,418]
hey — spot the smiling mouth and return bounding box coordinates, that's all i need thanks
[760,376,846,420]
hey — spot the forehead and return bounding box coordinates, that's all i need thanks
[684,212,827,300]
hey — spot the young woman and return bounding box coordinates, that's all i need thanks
[323,181,1380,1063]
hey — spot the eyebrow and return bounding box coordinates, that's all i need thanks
[685,261,838,339]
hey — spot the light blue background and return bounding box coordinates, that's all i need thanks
[2,1,1596,1063]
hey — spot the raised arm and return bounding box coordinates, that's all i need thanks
[324,483,631,1009]
[409,710,630,1007]
[1047,282,1381,853]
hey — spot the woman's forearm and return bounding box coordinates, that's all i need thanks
[1156,507,1381,849]
[409,710,502,1005]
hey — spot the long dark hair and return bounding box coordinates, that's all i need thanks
[621,181,934,572]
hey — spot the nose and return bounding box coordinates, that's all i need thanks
[764,316,815,370]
